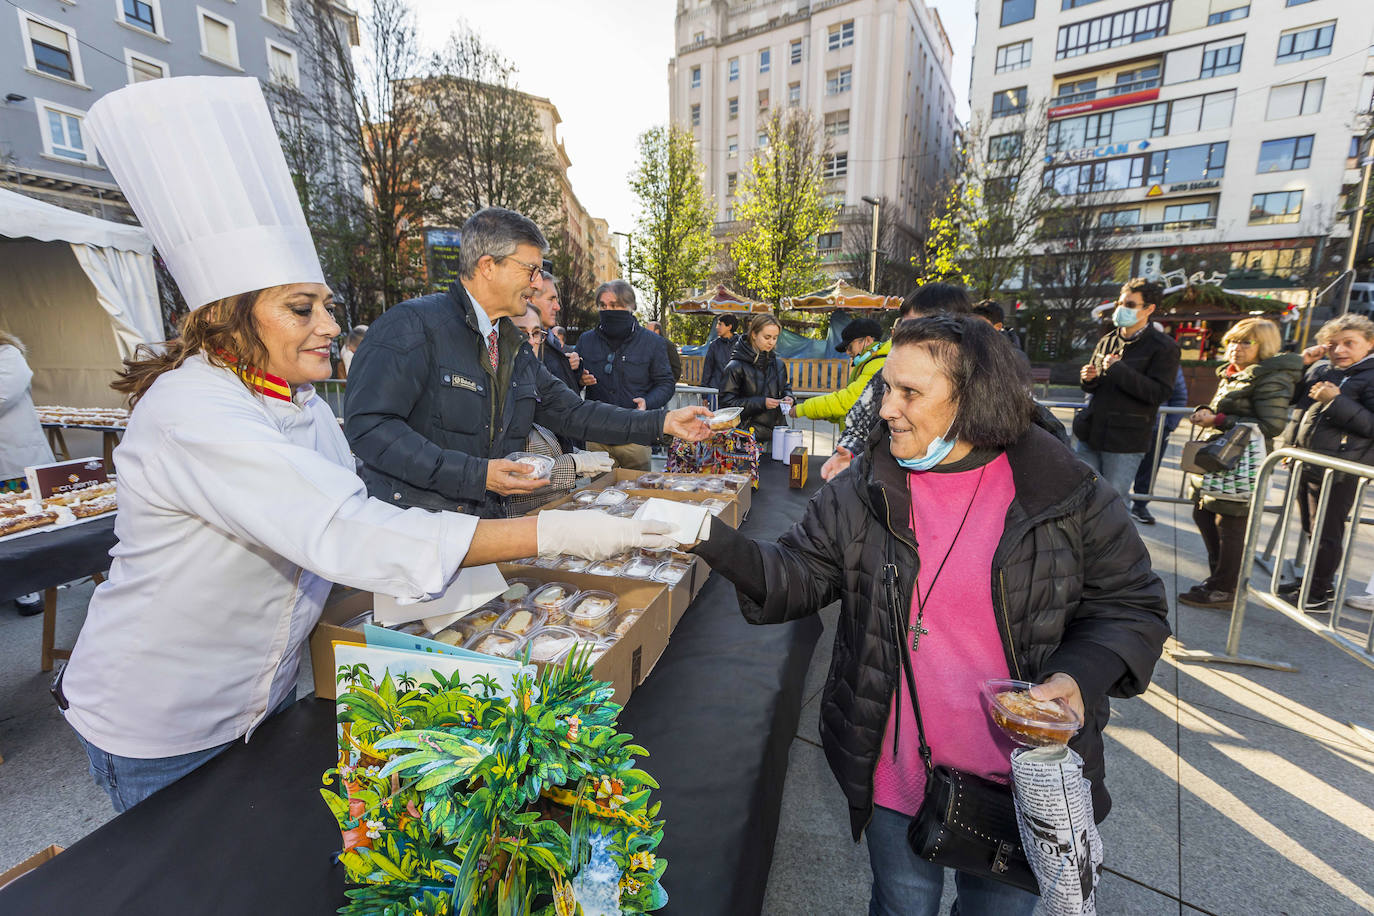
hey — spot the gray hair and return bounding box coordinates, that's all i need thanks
[457,207,549,279]
[344,324,368,348]
[645,320,662,333]
[539,269,556,284]
[1317,313,1374,343]
[595,279,636,309]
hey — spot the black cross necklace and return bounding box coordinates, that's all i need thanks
[907,465,985,652]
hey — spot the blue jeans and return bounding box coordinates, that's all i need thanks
[867,806,1039,916]
[73,690,296,813]
[1075,443,1144,507]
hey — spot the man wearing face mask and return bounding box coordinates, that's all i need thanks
[575,279,675,471]
[1075,278,1180,507]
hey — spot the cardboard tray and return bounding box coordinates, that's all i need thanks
[309,567,674,706]
[0,845,63,892]
[500,552,708,629]
[547,469,747,528]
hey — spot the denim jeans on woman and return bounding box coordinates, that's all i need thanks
[866,805,1039,916]
[72,690,296,813]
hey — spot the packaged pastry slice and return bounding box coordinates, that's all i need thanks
[981,678,1082,747]
[566,590,618,632]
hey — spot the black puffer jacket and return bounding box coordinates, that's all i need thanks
[695,425,1170,839]
[1292,356,1374,464]
[719,340,792,431]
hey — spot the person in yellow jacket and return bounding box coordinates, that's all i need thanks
[791,317,886,424]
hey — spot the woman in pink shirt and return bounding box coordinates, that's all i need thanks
[694,314,1170,914]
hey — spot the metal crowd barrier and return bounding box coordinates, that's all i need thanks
[1173,447,1374,673]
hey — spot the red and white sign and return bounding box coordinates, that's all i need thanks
[1048,88,1161,120]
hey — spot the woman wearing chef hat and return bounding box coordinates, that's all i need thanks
[57,76,685,813]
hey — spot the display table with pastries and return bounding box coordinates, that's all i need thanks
[0,458,826,915]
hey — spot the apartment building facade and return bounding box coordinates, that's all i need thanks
[668,0,960,283]
[971,0,1374,295]
[2,0,356,222]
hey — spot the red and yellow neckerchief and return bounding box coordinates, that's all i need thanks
[213,351,292,402]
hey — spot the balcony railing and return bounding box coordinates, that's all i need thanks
[1052,77,1162,107]
[1042,216,1217,239]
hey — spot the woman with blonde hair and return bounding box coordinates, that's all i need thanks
[1179,318,1302,608]
[719,313,793,449]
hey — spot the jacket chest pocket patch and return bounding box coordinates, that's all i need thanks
[438,368,485,433]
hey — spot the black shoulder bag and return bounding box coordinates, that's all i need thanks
[890,580,1040,894]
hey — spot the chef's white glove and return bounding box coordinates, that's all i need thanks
[571,450,615,476]
[536,510,679,559]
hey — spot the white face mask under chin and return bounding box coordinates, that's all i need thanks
[895,419,956,471]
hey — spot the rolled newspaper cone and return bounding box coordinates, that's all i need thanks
[1010,745,1103,915]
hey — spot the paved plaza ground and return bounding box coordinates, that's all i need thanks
[2,418,1372,914]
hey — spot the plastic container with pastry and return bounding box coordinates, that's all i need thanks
[664,476,700,492]
[566,590,618,632]
[585,557,626,577]
[495,605,546,637]
[591,488,629,508]
[607,608,645,640]
[696,477,727,493]
[700,498,729,517]
[651,560,691,587]
[557,555,592,573]
[463,629,526,659]
[524,626,581,664]
[504,452,555,481]
[619,556,661,580]
[705,406,743,431]
[981,678,1082,747]
[527,582,579,620]
[721,473,751,491]
[459,603,505,632]
[634,472,665,489]
[571,489,601,505]
[497,578,539,606]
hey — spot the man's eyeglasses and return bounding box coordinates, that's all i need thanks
[501,255,542,283]
[523,328,547,341]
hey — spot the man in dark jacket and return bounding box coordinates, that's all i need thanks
[700,314,738,391]
[1075,278,1180,507]
[576,279,675,470]
[344,208,709,516]
[645,320,682,383]
[530,269,582,450]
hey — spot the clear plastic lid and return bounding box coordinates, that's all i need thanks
[571,489,600,505]
[460,603,505,632]
[981,678,1082,747]
[464,629,526,659]
[505,452,555,480]
[605,500,642,518]
[558,555,592,573]
[498,578,539,606]
[532,554,563,569]
[567,590,618,630]
[528,582,580,613]
[614,479,639,491]
[697,477,727,493]
[652,560,690,586]
[496,605,547,637]
[700,498,729,516]
[635,472,665,489]
[621,556,661,579]
[592,488,629,507]
[722,473,751,491]
[665,477,700,492]
[707,407,743,430]
[586,558,626,577]
[608,608,645,640]
[525,626,581,663]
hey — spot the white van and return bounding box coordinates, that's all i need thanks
[1350,283,1374,316]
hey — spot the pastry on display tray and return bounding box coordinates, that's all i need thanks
[525,626,580,663]
[46,481,116,507]
[567,590,617,631]
[496,606,546,637]
[982,678,1082,747]
[464,629,525,659]
[70,495,117,518]
[0,511,58,537]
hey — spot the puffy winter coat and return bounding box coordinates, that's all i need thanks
[795,341,888,423]
[695,425,1170,839]
[719,340,793,431]
[1292,355,1374,466]
[1194,353,1304,516]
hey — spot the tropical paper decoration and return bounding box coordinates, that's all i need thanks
[321,644,667,916]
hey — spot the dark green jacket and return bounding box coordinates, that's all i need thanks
[1194,352,1303,515]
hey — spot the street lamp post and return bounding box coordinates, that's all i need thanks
[861,196,881,292]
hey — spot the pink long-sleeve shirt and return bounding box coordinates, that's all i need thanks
[872,453,1020,816]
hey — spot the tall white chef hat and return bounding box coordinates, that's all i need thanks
[86,76,325,309]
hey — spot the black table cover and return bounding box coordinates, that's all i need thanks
[0,516,117,603]
[0,460,824,915]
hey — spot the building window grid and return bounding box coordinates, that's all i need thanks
[758,89,769,111]
[825,110,850,137]
[1001,0,1036,28]
[690,103,700,126]
[125,49,167,83]
[1199,40,1243,78]
[823,153,848,179]
[728,57,739,81]
[1258,135,1313,172]
[1043,140,1227,194]
[1098,208,1141,227]
[1207,6,1248,25]
[759,48,771,73]
[992,86,1028,119]
[727,136,738,158]
[989,132,1023,160]
[1163,201,1214,223]
[1249,190,1304,225]
[817,231,843,251]
[828,21,854,51]
[1056,1,1172,60]
[728,96,739,120]
[790,40,803,64]
[995,39,1033,73]
[690,66,701,89]
[788,82,801,105]
[1276,24,1334,63]
[36,99,92,162]
[1113,65,1160,94]
[123,0,157,33]
[1266,78,1324,120]
[826,67,852,95]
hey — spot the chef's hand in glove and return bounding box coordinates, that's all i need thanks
[571,450,615,476]
[537,510,678,560]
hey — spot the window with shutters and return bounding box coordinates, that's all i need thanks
[263,0,292,27]
[199,9,240,68]
[22,14,82,84]
[124,50,168,84]
[828,21,854,51]
[790,40,803,64]
[1265,78,1324,120]
[267,41,299,87]
[728,96,739,120]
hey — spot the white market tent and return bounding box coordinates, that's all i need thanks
[0,187,162,408]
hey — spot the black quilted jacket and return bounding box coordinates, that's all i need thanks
[695,425,1170,839]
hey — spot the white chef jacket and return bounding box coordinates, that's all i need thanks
[0,344,55,479]
[63,354,478,759]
